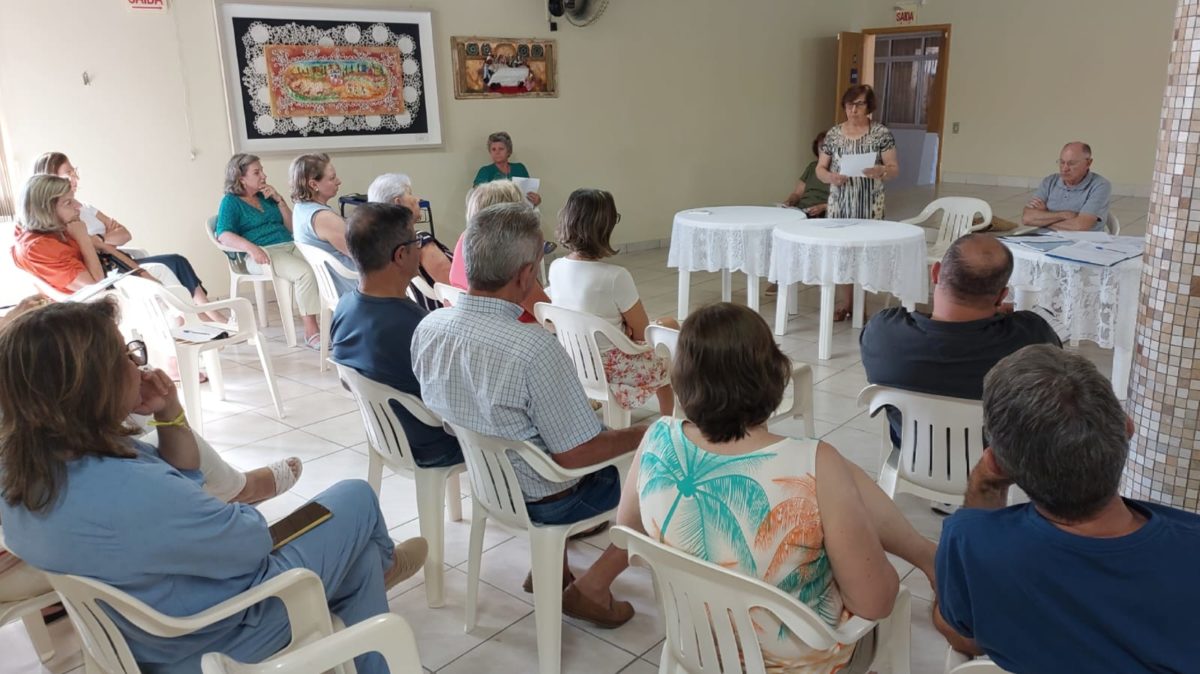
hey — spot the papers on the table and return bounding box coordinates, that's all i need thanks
[1001,232,1075,253]
[512,177,540,205]
[1045,238,1144,267]
[837,152,878,178]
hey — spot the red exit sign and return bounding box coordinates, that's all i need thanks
[895,8,916,25]
[128,0,166,10]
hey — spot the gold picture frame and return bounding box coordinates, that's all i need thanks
[450,36,558,99]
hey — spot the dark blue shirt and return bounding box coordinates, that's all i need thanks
[937,500,1200,673]
[330,290,461,468]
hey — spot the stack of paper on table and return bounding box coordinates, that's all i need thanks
[1045,237,1144,266]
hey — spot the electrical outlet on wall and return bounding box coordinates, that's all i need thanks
[952,122,960,134]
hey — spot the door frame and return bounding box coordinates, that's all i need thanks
[862,24,952,183]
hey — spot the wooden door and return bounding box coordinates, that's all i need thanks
[834,32,865,124]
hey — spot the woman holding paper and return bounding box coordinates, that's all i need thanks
[472,131,542,206]
[816,85,899,319]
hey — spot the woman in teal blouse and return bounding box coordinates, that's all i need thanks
[215,153,322,348]
[472,131,542,206]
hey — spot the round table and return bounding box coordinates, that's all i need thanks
[667,206,807,320]
[769,219,927,360]
[1005,243,1141,397]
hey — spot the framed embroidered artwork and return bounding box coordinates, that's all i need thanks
[450,36,558,99]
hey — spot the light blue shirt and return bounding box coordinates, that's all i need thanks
[0,440,276,668]
[293,201,357,297]
[411,294,603,499]
[1033,171,1112,231]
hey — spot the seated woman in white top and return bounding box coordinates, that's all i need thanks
[289,153,357,297]
[616,303,937,672]
[548,189,674,416]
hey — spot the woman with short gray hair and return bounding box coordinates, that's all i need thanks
[471,131,542,207]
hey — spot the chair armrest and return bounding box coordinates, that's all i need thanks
[829,614,878,644]
[113,569,334,641]
[157,293,255,330]
[531,302,651,356]
[514,440,636,482]
[900,204,938,226]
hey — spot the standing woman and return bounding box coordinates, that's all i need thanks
[215,154,322,348]
[816,85,900,320]
[471,131,542,206]
[290,153,356,297]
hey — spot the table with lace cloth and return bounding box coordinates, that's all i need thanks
[769,219,927,360]
[1006,243,1141,397]
[667,206,807,320]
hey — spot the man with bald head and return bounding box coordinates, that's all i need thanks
[860,234,1062,442]
[1021,142,1112,231]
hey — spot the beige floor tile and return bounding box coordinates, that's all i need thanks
[437,612,639,674]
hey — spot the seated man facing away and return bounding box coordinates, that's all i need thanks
[366,172,453,309]
[1021,141,1112,231]
[330,202,463,469]
[860,234,1062,442]
[934,344,1200,672]
[413,202,646,628]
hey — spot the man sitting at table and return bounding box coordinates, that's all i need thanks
[1021,141,1112,232]
[859,234,1061,445]
[934,345,1200,673]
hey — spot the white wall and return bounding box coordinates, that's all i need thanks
[0,0,846,298]
[856,0,1176,192]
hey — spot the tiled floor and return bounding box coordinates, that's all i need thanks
[0,183,1147,673]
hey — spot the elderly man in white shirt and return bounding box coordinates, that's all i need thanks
[412,202,645,628]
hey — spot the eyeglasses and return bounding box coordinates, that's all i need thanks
[127,340,148,367]
[846,100,869,109]
[391,237,422,260]
[1057,159,1088,168]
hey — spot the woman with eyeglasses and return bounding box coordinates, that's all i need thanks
[0,300,427,674]
[815,85,901,320]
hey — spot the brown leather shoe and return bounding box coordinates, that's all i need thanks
[384,537,428,590]
[523,568,575,594]
[561,583,634,628]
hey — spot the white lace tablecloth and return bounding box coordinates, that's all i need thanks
[667,206,807,276]
[768,219,928,304]
[1006,244,1142,349]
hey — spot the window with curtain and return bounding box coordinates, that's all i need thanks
[0,124,14,220]
[873,32,941,130]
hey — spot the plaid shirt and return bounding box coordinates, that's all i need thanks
[411,295,602,499]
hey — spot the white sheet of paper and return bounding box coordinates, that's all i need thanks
[512,177,540,204]
[1058,231,1114,243]
[1046,241,1141,267]
[837,152,877,178]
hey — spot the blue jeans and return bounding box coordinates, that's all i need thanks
[137,253,205,295]
[525,466,621,525]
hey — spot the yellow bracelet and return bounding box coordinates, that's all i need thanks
[147,409,188,428]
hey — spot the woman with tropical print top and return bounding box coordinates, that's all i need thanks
[616,303,935,672]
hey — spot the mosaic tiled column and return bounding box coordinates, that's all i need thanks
[1122,0,1200,511]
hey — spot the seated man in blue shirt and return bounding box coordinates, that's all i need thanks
[330,202,462,468]
[412,202,647,628]
[934,344,1200,672]
[1021,141,1112,231]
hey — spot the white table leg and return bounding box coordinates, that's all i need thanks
[775,283,789,336]
[788,284,799,314]
[747,274,760,312]
[721,269,732,302]
[677,269,691,321]
[818,283,836,360]
[852,283,865,329]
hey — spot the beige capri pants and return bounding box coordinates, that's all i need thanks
[245,243,322,316]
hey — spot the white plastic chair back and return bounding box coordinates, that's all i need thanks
[0,582,61,664]
[118,276,181,358]
[532,302,649,428]
[644,324,679,362]
[432,282,462,306]
[204,216,264,279]
[335,363,438,477]
[293,243,359,313]
[201,613,422,674]
[945,648,1011,673]
[858,384,985,505]
[611,526,908,674]
[408,275,439,306]
[904,197,993,254]
[48,569,345,674]
[445,422,540,532]
[1105,212,1121,235]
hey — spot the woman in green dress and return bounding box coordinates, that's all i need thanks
[471,131,542,206]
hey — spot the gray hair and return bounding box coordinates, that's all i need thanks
[465,181,524,222]
[1063,141,1093,158]
[224,153,260,196]
[464,202,542,292]
[345,203,414,273]
[367,173,413,204]
[487,131,513,154]
[983,344,1128,522]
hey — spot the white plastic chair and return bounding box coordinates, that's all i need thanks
[48,568,351,674]
[644,324,816,438]
[204,216,298,347]
[902,197,993,263]
[1105,212,1121,236]
[445,422,633,674]
[201,613,422,674]
[334,363,464,608]
[945,648,1010,673]
[611,526,911,674]
[857,385,985,506]
[294,243,359,372]
[533,302,653,429]
[432,282,463,307]
[408,275,439,307]
[118,276,284,436]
